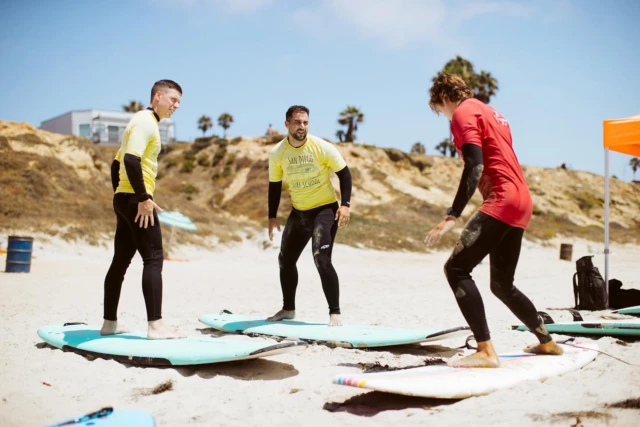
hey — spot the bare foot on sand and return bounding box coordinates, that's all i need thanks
[448,340,500,368]
[524,340,564,355]
[147,320,186,340]
[329,314,342,326]
[100,320,131,336]
[267,310,295,322]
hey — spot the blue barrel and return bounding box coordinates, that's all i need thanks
[5,236,34,273]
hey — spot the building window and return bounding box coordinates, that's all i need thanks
[108,126,119,143]
[159,129,168,143]
[92,124,105,143]
[78,124,91,137]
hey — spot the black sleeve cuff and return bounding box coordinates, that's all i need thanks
[268,181,282,218]
[336,166,352,207]
[123,153,151,202]
[110,160,120,192]
[451,144,483,217]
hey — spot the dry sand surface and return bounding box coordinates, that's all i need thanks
[1,232,639,427]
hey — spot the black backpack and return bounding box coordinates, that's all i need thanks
[573,255,607,310]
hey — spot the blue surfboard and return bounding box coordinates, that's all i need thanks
[44,407,154,427]
[614,305,640,316]
[199,311,470,348]
[38,323,307,366]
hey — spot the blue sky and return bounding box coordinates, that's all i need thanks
[1,0,639,180]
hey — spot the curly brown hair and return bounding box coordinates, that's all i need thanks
[428,73,473,114]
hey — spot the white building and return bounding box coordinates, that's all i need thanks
[40,110,177,145]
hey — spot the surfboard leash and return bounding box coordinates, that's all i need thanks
[558,338,640,367]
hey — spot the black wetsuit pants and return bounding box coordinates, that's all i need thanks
[444,211,551,343]
[279,202,341,315]
[103,193,164,321]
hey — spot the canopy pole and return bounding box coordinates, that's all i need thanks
[167,226,175,258]
[604,147,610,308]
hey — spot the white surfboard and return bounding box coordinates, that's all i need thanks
[333,340,598,399]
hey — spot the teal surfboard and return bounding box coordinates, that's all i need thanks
[513,311,640,337]
[199,311,470,348]
[614,305,640,316]
[38,323,307,366]
[45,407,154,427]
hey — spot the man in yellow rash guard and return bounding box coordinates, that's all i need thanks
[102,79,184,340]
[267,105,353,326]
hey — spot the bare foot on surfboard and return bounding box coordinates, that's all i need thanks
[524,340,564,355]
[329,314,342,327]
[100,320,131,335]
[448,350,500,368]
[266,310,295,321]
[147,320,186,340]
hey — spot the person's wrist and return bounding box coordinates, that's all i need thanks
[446,207,460,218]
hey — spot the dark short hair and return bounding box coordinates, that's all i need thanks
[151,79,182,102]
[285,105,309,121]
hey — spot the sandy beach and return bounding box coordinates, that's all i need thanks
[1,232,639,427]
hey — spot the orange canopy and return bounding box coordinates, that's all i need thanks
[603,114,640,156]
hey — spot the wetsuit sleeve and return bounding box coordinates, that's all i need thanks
[123,153,150,202]
[268,148,283,218]
[335,166,352,207]
[110,160,120,192]
[268,181,282,219]
[449,144,483,217]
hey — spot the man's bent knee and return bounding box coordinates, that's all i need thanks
[313,251,332,270]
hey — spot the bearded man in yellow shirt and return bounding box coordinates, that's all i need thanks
[267,105,353,326]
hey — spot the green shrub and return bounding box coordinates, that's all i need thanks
[180,159,195,173]
[192,138,213,153]
[212,147,226,166]
[180,183,199,200]
[164,158,177,169]
[197,154,210,167]
[225,153,236,165]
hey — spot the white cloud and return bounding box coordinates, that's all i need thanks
[455,1,536,21]
[325,0,447,48]
[212,0,272,14]
[152,0,272,14]
[293,0,553,49]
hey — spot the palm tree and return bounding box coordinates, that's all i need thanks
[411,142,425,154]
[435,139,449,156]
[335,130,345,142]
[197,115,212,136]
[218,113,233,137]
[123,100,144,112]
[434,55,475,85]
[431,56,499,105]
[431,56,497,160]
[472,71,499,104]
[338,106,364,142]
[630,157,640,180]
[434,138,457,158]
[447,141,457,158]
